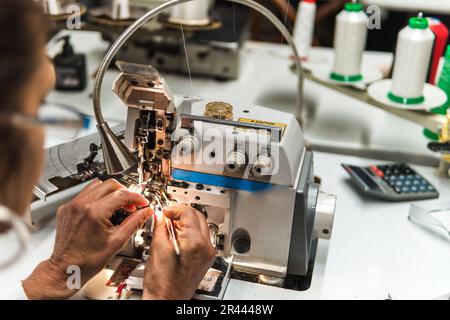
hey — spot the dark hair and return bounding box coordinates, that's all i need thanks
[0,0,49,112]
[0,0,49,211]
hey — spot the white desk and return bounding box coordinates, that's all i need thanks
[226,152,450,300]
[47,31,438,165]
[1,31,449,300]
[1,151,449,300]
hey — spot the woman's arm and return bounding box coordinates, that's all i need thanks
[23,259,74,300]
[22,179,152,300]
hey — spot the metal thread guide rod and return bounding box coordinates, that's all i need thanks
[91,0,305,175]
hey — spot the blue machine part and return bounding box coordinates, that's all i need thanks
[171,169,273,192]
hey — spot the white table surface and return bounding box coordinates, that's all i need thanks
[45,30,437,163]
[1,30,449,300]
[1,151,449,300]
[226,152,450,300]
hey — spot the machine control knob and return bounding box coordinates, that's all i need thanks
[204,102,233,120]
[313,191,336,240]
[233,238,251,254]
[177,134,200,156]
[251,154,273,177]
[225,150,247,173]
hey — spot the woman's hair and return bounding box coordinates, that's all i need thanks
[0,0,48,112]
[0,0,49,211]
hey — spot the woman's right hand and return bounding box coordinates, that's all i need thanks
[143,204,216,300]
[23,179,152,299]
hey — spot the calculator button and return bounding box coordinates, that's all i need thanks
[404,180,412,186]
[404,168,412,175]
[419,186,427,192]
[394,186,402,194]
[402,187,411,193]
[395,181,403,186]
[370,166,384,178]
[398,175,405,180]
[413,180,420,185]
[411,186,419,193]
[427,186,435,192]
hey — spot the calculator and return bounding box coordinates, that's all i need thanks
[341,163,439,201]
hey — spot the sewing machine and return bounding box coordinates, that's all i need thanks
[107,2,250,80]
[45,1,251,80]
[32,0,336,300]
[78,61,335,300]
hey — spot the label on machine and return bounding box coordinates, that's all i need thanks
[237,118,287,136]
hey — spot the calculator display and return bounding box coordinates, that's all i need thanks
[348,166,380,191]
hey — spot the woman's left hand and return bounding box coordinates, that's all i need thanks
[22,179,152,299]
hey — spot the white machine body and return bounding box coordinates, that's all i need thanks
[169,101,305,277]
[114,62,335,281]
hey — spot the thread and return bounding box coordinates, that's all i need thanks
[424,45,450,140]
[293,0,317,59]
[112,0,131,20]
[435,45,450,113]
[179,21,193,89]
[331,1,368,82]
[389,14,435,104]
[43,0,63,15]
[169,0,210,25]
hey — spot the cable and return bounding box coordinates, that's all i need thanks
[92,0,304,126]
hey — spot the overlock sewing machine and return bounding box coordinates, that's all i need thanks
[79,61,335,299]
[32,0,336,300]
[44,0,250,80]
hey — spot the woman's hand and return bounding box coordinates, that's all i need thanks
[143,204,216,300]
[23,179,152,300]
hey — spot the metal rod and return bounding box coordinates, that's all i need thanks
[93,0,304,125]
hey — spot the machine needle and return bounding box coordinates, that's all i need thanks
[165,217,180,256]
[153,194,180,256]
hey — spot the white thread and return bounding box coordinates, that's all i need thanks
[177,0,193,89]
[332,6,368,77]
[390,19,434,99]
